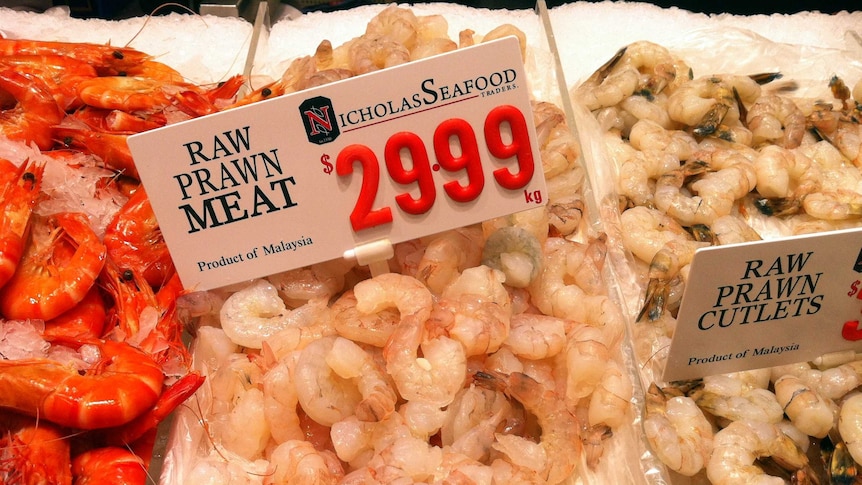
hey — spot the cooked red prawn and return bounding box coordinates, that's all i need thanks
[101,261,189,367]
[0,158,44,290]
[53,126,137,179]
[43,285,107,340]
[76,76,175,112]
[0,54,96,111]
[70,106,167,134]
[103,187,174,288]
[68,70,233,131]
[0,409,73,485]
[71,447,147,485]
[0,38,151,76]
[0,69,65,150]
[0,212,106,321]
[105,370,204,447]
[0,339,164,429]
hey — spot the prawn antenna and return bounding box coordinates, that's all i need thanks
[184,393,230,462]
[124,3,209,50]
[643,343,670,368]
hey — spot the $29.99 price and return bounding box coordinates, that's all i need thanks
[323,104,536,232]
[843,279,862,341]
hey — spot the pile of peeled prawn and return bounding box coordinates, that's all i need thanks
[162,5,641,485]
[0,35,250,484]
[572,39,862,483]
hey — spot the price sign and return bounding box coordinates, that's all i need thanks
[662,227,862,382]
[128,37,546,291]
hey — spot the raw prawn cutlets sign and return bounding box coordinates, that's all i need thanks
[663,227,862,381]
[128,37,546,291]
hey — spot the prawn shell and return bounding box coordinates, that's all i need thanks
[0,158,44,289]
[43,285,107,340]
[76,76,174,112]
[0,340,164,429]
[0,410,73,485]
[0,38,152,78]
[0,54,96,111]
[0,212,107,321]
[0,69,64,150]
[71,447,147,485]
[103,187,175,288]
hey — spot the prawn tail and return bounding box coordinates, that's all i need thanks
[692,101,730,138]
[471,369,537,402]
[204,74,245,105]
[749,72,783,85]
[637,278,668,323]
[754,196,803,217]
[106,371,205,447]
[471,369,506,393]
[71,447,147,485]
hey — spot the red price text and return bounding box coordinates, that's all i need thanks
[336,105,537,232]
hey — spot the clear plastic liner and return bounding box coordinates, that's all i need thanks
[563,24,862,485]
[541,5,656,482]
[675,27,862,99]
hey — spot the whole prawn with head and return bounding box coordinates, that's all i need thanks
[0,38,151,75]
[0,339,164,430]
[0,69,64,151]
[0,158,44,290]
[0,211,106,321]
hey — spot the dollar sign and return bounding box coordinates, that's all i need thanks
[320,154,333,174]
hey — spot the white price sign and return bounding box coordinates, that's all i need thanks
[128,37,546,291]
[663,227,862,382]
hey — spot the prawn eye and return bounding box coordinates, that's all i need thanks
[754,198,775,216]
[62,136,73,147]
[118,71,128,77]
[112,50,125,60]
[122,269,135,281]
[261,87,272,98]
[22,172,36,183]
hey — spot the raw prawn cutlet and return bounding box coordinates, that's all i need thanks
[0,30,246,485]
[576,37,862,483]
[165,5,634,485]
